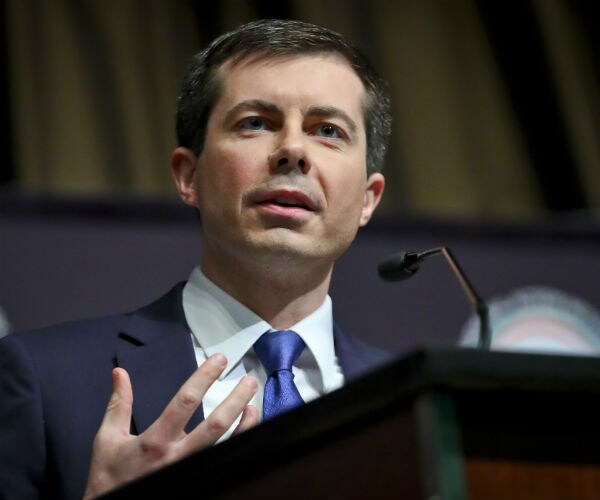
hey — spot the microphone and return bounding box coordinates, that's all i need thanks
[377,246,492,350]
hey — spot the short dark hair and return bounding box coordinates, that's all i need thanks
[176,19,392,175]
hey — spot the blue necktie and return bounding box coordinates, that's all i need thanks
[253,330,306,420]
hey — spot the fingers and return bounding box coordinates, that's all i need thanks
[232,404,260,436]
[183,375,258,452]
[97,367,134,438]
[84,368,135,499]
[152,354,228,442]
[84,361,258,500]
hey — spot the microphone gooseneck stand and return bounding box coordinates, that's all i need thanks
[377,246,492,350]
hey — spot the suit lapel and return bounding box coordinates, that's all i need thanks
[115,283,204,434]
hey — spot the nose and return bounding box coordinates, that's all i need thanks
[268,126,311,174]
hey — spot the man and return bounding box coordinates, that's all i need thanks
[0,18,392,499]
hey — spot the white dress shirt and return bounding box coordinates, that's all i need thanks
[182,266,344,441]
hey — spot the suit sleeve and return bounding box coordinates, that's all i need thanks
[0,335,46,500]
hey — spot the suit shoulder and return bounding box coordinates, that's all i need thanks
[333,322,394,380]
[4,283,187,356]
[344,332,394,363]
[8,313,129,352]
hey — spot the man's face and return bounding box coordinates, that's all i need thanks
[173,54,384,276]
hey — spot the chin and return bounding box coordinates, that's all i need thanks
[242,226,351,261]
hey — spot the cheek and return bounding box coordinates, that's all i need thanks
[319,143,368,215]
[322,185,366,239]
[325,167,368,216]
[197,145,259,199]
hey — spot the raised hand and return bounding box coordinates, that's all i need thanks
[83,354,258,499]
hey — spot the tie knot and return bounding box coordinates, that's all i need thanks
[253,330,306,376]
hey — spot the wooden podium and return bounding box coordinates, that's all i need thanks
[102,347,600,500]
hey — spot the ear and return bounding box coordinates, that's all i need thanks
[170,147,199,207]
[359,172,385,226]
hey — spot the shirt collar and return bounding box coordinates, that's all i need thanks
[182,266,336,384]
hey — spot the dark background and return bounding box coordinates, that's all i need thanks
[2,194,598,356]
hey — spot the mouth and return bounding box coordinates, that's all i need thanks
[255,189,318,213]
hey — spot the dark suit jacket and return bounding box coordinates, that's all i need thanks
[0,283,391,500]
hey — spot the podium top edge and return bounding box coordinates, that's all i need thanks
[383,344,600,394]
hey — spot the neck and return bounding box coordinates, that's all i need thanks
[201,251,333,329]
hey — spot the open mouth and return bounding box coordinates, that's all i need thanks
[266,197,312,210]
[255,189,318,213]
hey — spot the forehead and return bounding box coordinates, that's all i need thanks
[214,53,367,121]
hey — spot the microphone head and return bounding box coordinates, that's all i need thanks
[377,251,420,282]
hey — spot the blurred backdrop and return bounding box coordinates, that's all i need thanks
[2,0,599,218]
[1,0,599,355]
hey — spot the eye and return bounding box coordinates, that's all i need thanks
[316,124,342,139]
[239,116,267,130]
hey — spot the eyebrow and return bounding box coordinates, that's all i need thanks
[223,99,281,127]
